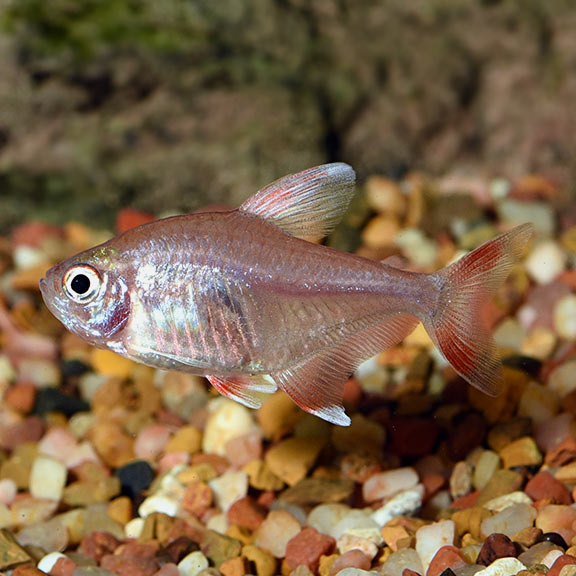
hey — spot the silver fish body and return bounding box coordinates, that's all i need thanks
[40,164,533,425]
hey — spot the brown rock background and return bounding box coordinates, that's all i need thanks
[0,0,575,231]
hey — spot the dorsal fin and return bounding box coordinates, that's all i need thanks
[239,163,356,241]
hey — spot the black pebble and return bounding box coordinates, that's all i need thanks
[61,359,91,379]
[116,460,155,498]
[34,387,90,417]
[502,355,542,377]
[540,532,568,549]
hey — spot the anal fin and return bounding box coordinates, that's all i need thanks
[207,374,277,409]
[272,313,419,426]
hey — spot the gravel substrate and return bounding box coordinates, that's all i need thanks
[0,173,575,576]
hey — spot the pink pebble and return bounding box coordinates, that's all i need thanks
[38,427,79,463]
[536,505,576,544]
[535,413,574,453]
[225,431,263,467]
[66,442,101,469]
[330,550,371,575]
[153,563,180,576]
[134,424,173,460]
[0,416,44,450]
[0,479,17,505]
[157,452,190,472]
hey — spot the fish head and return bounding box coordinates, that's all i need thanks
[40,244,131,347]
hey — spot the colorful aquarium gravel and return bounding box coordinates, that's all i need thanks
[0,172,575,576]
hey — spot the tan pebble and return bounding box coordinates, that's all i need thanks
[513,527,543,547]
[318,553,338,576]
[521,327,557,360]
[10,264,51,291]
[0,528,32,569]
[257,392,303,440]
[63,477,121,507]
[555,462,576,484]
[476,469,523,506]
[89,421,134,468]
[518,381,560,423]
[165,426,202,454]
[381,526,410,552]
[332,414,386,456]
[362,215,401,249]
[91,349,134,378]
[487,418,532,452]
[473,450,501,491]
[242,544,277,576]
[107,496,132,526]
[555,295,576,340]
[177,463,218,484]
[469,367,528,423]
[10,497,58,527]
[365,176,405,215]
[243,460,284,491]
[265,437,325,486]
[449,461,472,499]
[499,436,542,469]
[451,508,493,540]
[220,556,249,576]
[1,459,31,490]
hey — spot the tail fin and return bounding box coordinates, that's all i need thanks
[425,224,534,396]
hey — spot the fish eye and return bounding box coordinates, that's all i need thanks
[63,265,102,303]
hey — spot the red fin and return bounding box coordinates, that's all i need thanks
[207,375,277,409]
[427,224,534,396]
[239,163,356,241]
[272,313,419,426]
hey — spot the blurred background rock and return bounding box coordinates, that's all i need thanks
[0,0,574,231]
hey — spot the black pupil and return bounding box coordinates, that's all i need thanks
[71,273,91,295]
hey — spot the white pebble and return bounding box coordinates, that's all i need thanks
[395,229,437,268]
[498,200,555,237]
[308,503,351,536]
[37,552,67,573]
[554,295,576,340]
[203,398,256,456]
[178,550,209,576]
[493,318,525,351]
[548,360,576,397]
[138,494,180,518]
[206,512,228,534]
[331,509,383,544]
[209,470,248,513]
[541,549,564,568]
[337,533,379,560]
[371,485,424,527]
[380,548,424,576]
[415,520,455,570]
[354,357,389,393]
[363,467,419,502]
[525,240,566,284]
[18,359,60,388]
[475,557,526,576]
[481,502,537,538]
[482,491,533,512]
[13,245,47,270]
[254,509,301,558]
[125,517,145,538]
[30,456,67,501]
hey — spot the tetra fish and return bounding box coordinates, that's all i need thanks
[40,163,533,425]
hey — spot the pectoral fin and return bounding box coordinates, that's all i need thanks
[240,163,356,241]
[207,374,278,409]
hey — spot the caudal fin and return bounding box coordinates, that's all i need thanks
[425,224,534,396]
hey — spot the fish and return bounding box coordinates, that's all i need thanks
[40,163,534,426]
